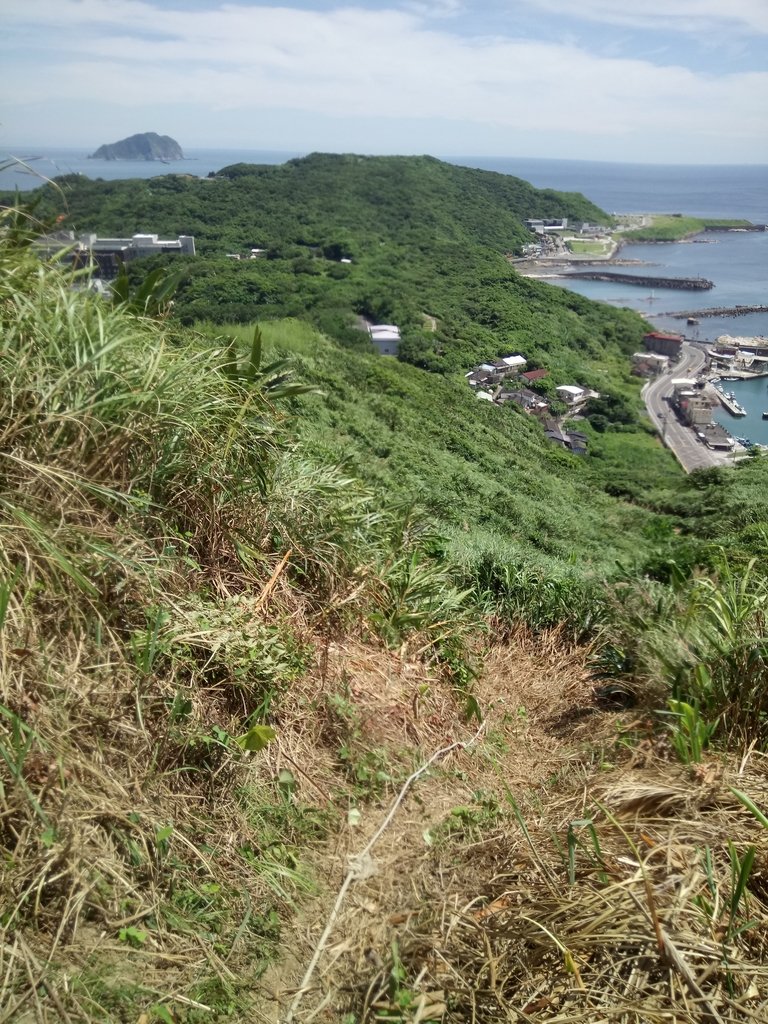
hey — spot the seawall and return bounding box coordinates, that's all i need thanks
[564,271,714,291]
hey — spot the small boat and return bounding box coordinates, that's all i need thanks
[687,317,700,325]
[763,411,768,419]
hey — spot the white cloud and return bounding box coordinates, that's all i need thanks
[1,1,766,160]
[521,0,768,35]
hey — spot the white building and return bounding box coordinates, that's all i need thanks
[369,324,400,357]
[556,385,586,405]
[79,232,196,257]
[501,354,527,370]
[525,218,568,234]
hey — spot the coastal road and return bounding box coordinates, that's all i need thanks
[643,344,731,473]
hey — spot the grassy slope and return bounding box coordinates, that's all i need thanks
[218,319,681,581]
[0,226,489,1020]
[621,214,752,241]
[4,171,768,1024]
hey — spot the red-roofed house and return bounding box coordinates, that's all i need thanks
[643,332,683,358]
[521,368,549,383]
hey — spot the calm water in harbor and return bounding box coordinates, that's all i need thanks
[713,377,768,446]
[547,231,768,343]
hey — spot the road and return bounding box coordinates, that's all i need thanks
[642,343,734,473]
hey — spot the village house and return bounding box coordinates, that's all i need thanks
[555,385,587,406]
[669,379,713,427]
[520,368,549,384]
[500,354,527,371]
[466,354,527,387]
[643,331,683,359]
[632,351,670,376]
[543,421,589,454]
[497,388,549,414]
[465,370,495,388]
[697,423,735,451]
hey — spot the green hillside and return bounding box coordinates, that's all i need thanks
[20,153,689,598]
[31,154,616,373]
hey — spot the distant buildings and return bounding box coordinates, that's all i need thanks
[465,354,528,389]
[463,350,595,453]
[525,218,568,234]
[670,379,713,427]
[497,388,549,414]
[37,230,196,278]
[711,334,768,363]
[544,423,589,454]
[555,385,587,405]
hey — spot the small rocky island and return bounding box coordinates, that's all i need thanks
[89,132,184,162]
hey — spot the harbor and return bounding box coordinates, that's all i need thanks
[711,373,768,446]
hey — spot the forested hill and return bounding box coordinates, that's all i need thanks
[41,152,608,255]
[210,152,608,251]
[33,153,630,375]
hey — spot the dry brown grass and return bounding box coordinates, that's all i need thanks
[259,630,768,1024]
[0,574,489,1023]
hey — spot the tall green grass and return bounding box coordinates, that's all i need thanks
[605,552,768,748]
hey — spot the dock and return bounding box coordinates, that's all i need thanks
[712,388,747,417]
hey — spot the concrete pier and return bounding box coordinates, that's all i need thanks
[565,271,714,290]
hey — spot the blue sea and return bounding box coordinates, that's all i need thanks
[2,145,766,424]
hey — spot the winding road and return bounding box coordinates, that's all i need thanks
[642,343,733,473]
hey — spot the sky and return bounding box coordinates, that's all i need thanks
[1,0,767,164]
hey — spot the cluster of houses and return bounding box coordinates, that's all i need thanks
[638,331,742,450]
[464,352,597,453]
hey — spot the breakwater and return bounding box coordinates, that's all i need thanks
[668,304,768,319]
[565,271,714,290]
[704,224,766,232]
